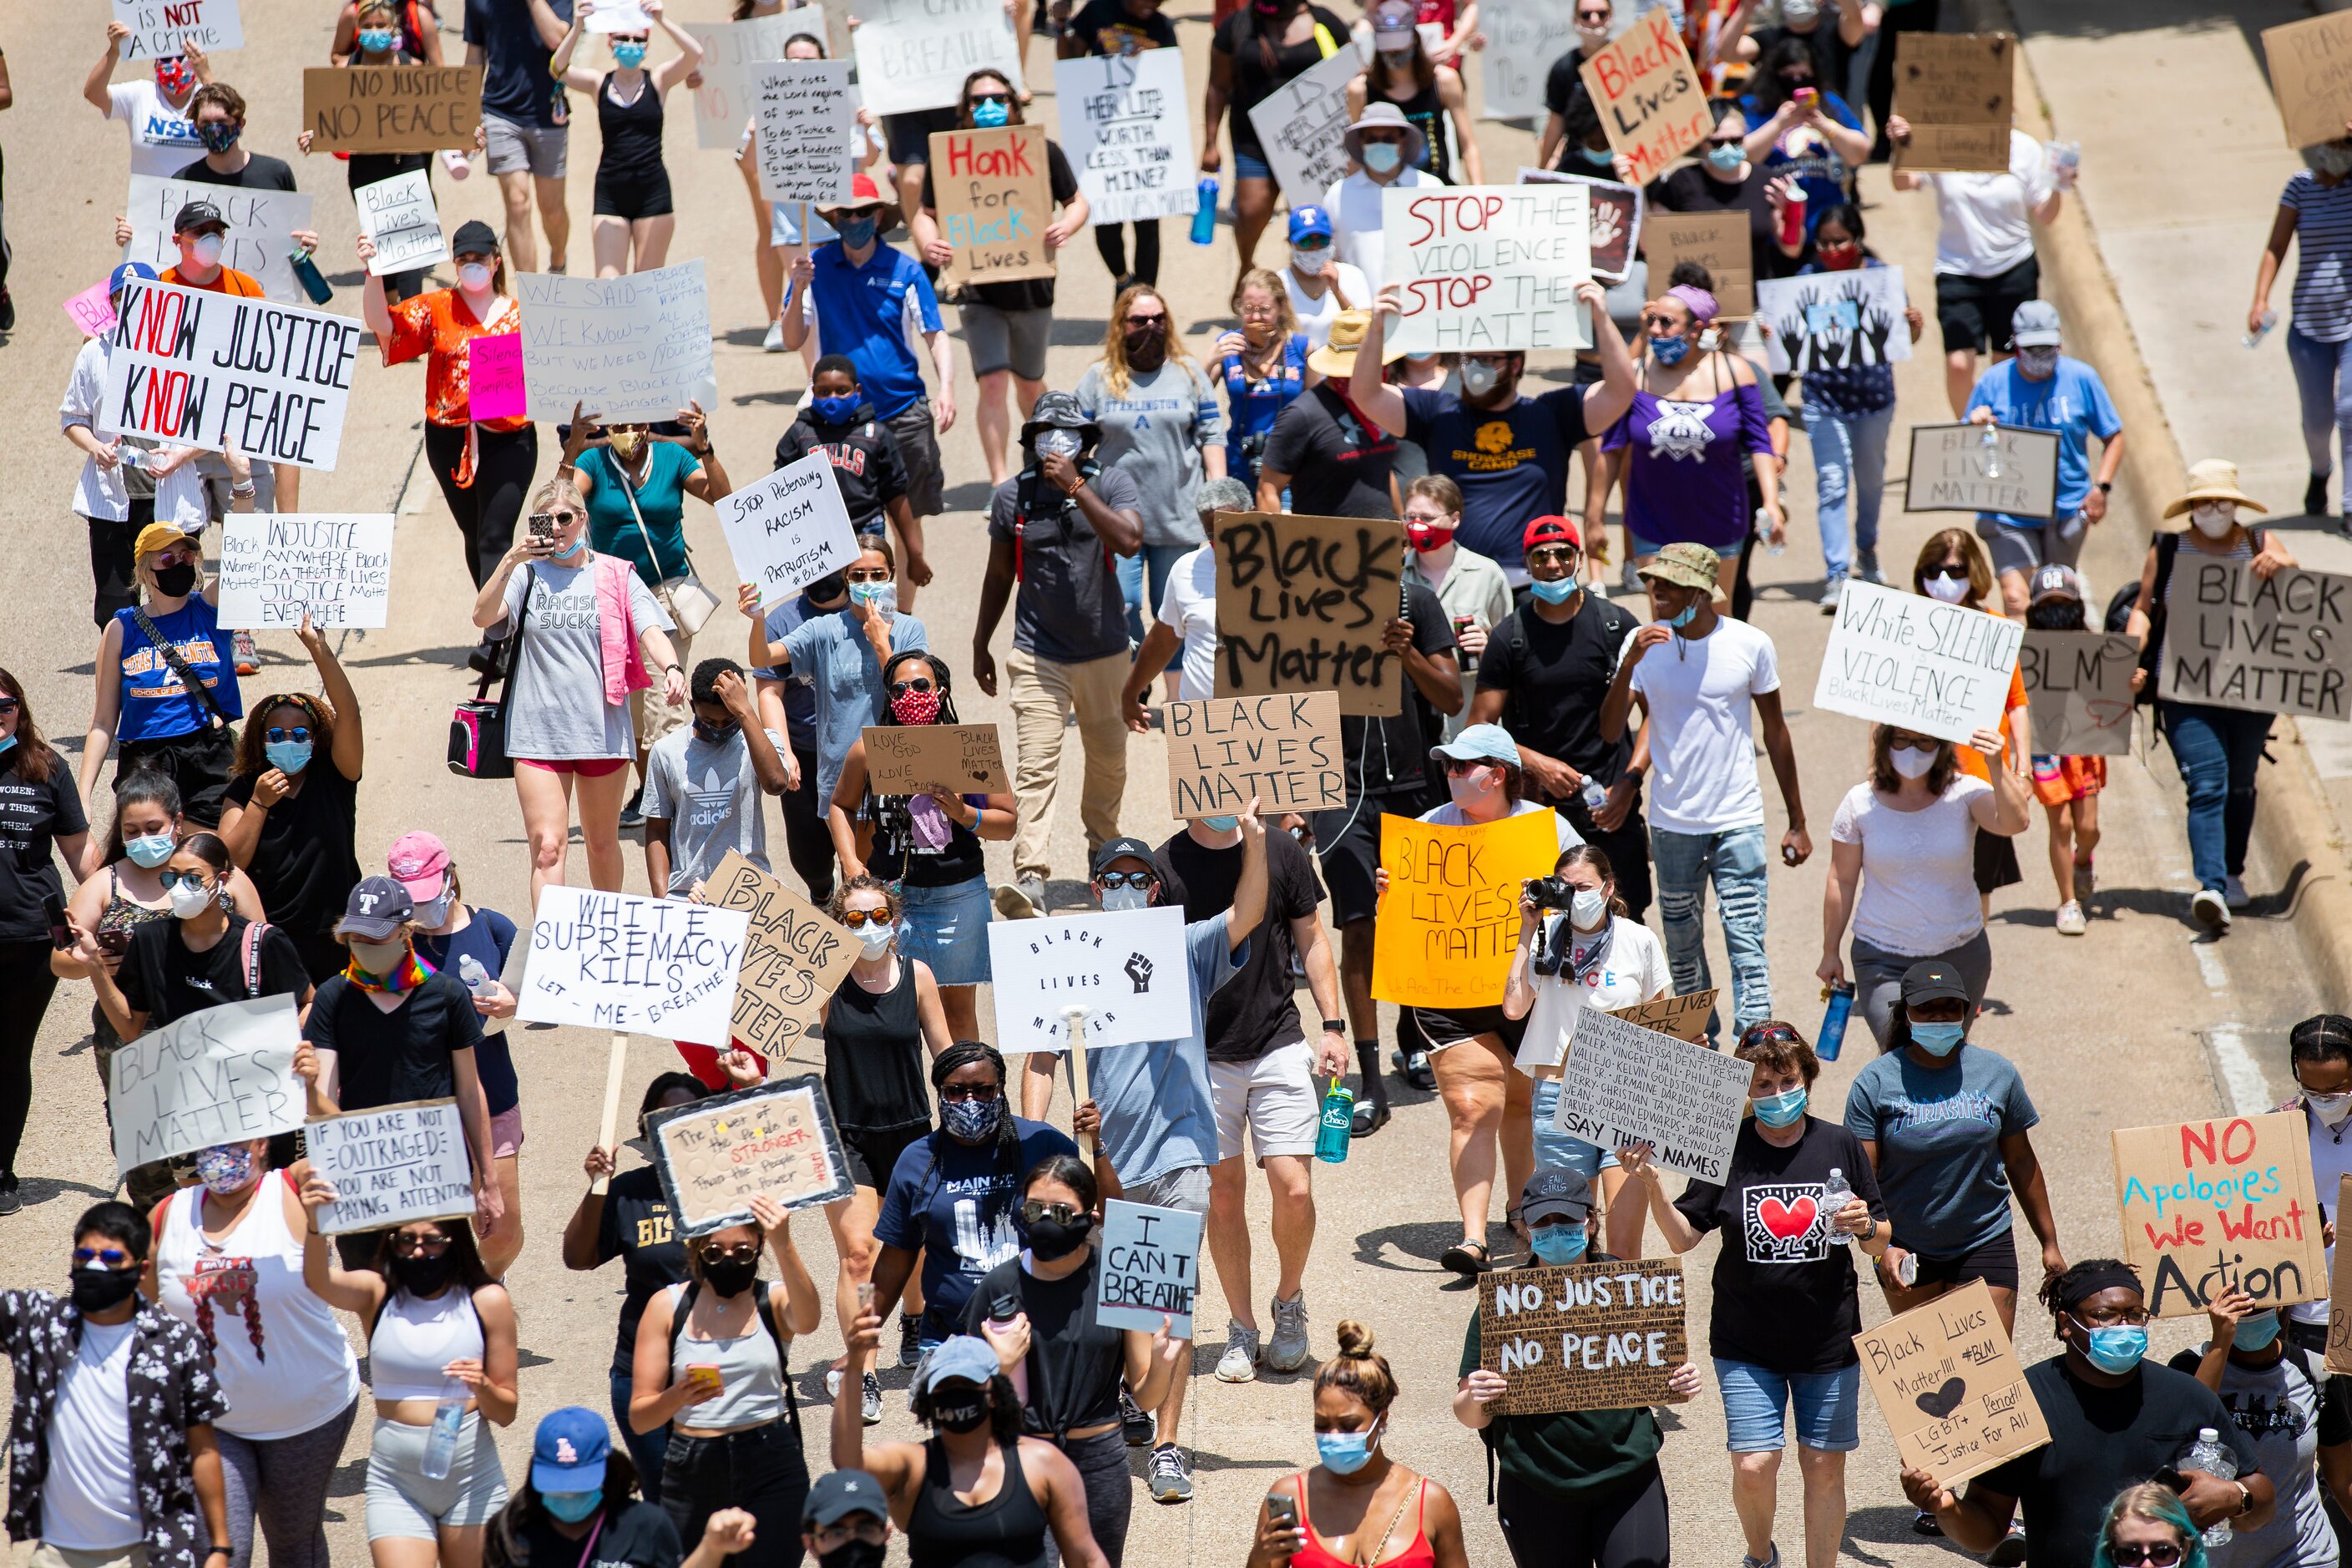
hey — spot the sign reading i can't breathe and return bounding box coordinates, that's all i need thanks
[1477,1257,1687,1414]
[1097,1200,1203,1337]
[986,908,1192,1054]
[2112,1112,2325,1318]
[2167,559,2352,723]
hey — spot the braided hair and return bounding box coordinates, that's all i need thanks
[918,1041,1024,1207]
[2290,1014,2352,1072]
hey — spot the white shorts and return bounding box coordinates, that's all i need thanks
[1208,1039,1320,1163]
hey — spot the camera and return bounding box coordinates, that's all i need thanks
[1524,876,1578,911]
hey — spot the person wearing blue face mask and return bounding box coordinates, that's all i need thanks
[1643,102,1809,295]
[488,1407,756,1568]
[1324,99,1449,311]
[773,357,924,583]
[2173,1287,2352,1568]
[550,0,705,276]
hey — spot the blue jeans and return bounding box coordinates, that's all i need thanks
[1808,403,1891,578]
[1119,541,1194,645]
[2285,325,2352,487]
[2158,701,2271,893]
[1649,824,1772,1040]
[612,1368,670,1505]
[1716,1358,1862,1453]
[1529,1076,1618,1181]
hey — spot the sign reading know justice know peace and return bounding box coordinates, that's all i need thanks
[1856,1279,2051,1485]
[217,513,393,630]
[307,1099,477,1236]
[2020,630,2137,756]
[1552,1008,1754,1183]
[2263,12,2352,153]
[1165,692,1345,819]
[1098,1200,1204,1337]
[1815,579,2023,745]
[1371,811,1560,1009]
[1058,50,1196,226]
[518,886,749,1048]
[111,995,304,1175]
[1478,1257,1688,1415]
[1904,422,2061,520]
[987,908,1192,1055]
[700,852,857,1063]
[647,1076,854,1237]
[2113,1112,2326,1318]
[2167,559,2352,724]
[1383,185,1591,356]
[99,277,361,472]
[1215,512,1408,718]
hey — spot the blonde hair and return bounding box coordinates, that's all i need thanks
[1100,284,1196,401]
[529,478,580,518]
[1230,267,1300,341]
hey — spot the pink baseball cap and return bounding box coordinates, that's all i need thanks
[386,831,453,900]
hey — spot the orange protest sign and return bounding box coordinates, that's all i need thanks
[1580,8,1710,185]
[1371,809,1560,1009]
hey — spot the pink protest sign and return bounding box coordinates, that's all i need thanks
[64,281,118,338]
[467,334,526,421]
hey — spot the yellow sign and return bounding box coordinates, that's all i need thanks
[1371,809,1560,1009]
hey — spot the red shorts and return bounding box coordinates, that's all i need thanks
[517,756,630,777]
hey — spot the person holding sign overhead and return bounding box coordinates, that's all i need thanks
[1202,0,1353,269]
[86,23,212,178]
[549,0,704,276]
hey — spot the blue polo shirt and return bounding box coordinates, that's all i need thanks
[1964,355,2122,530]
[797,242,943,422]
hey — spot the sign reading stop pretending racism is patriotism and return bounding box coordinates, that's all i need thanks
[1383,185,1591,356]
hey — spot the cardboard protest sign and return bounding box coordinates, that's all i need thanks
[2167,559,2352,724]
[1581,6,1709,185]
[1856,1279,2051,1485]
[928,125,1056,288]
[852,0,1021,116]
[357,170,448,278]
[1098,1200,1204,1336]
[861,725,1009,795]
[115,0,242,59]
[1247,47,1360,209]
[110,995,303,1174]
[2114,1112,2326,1318]
[217,513,393,630]
[1165,692,1345,818]
[1478,1258,1687,1414]
[1058,50,1196,226]
[1758,267,1912,377]
[467,335,526,422]
[1814,579,2024,745]
[647,1077,853,1236]
[1481,0,1576,121]
[518,886,750,1048]
[304,67,480,154]
[1553,1008,1753,1182]
[689,11,829,148]
[2327,1175,2352,1373]
[65,281,119,339]
[1384,185,1591,355]
[2020,631,2137,756]
[1519,169,1642,284]
[1904,422,2061,521]
[2266,13,2352,153]
[1643,209,1751,318]
[517,262,715,423]
[99,278,361,472]
[987,908,1192,1054]
[701,852,857,1062]
[718,453,862,607]
[1606,989,1714,1043]
[1214,512,1409,718]
[307,1100,476,1235]
[1372,811,1560,1009]
[1889,33,2012,173]
[753,61,855,207]
[125,176,314,303]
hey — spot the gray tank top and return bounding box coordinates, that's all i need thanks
[665,1282,787,1429]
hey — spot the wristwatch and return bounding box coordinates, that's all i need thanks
[2238,1481,2255,1516]
[2097,480,2113,494]
[1320,1019,1346,1034]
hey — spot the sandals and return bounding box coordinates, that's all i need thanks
[1350,1100,1391,1138]
[1439,1239,1491,1276]
[1390,1048,1436,1092]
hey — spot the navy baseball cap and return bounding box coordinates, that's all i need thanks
[334,876,415,940]
[802,1469,888,1529]
[529,1407,610,1495]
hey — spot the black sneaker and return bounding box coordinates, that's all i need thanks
[899,1313,923,1368]
[618,787,645,831]
[1987,1524,2027,1566]
[1120,1388,1155,1446]
[0,290,16,332]
[0,1176,23,1216]
[2310,473,2331,518]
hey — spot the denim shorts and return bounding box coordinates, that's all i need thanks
[898,875,993,985]
[1715,1358,1862,1453]
[1232,149,1273,181]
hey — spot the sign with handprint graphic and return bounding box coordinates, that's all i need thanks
[1518,169,1643,284]
[987,908,1193,1054]
[1756,268,1911,377]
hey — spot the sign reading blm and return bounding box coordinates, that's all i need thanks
[1215,513,1408,718]
[1478,1258,1687,1414]
[2168,559,2352,723]
[2020,630,2137,756]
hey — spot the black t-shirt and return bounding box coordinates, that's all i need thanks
[1262,385,1398,521]
[169,153,300,191]
[1543,45,1595,121]
[923,140,1082,313]
[1155,827,1324,1064]
[305,970,483,1110]
[1338,575,1457,797]
[774,403,910,532]
[222,763,362,938]
[962,1252,1127,1436]
[595,1166,690,1378]
[1646,164,1799,286]
[1474,595,1641,786]
[1068,0,1178,56]
[1212,4,1350,161]
[118,915,311,1025]
[466,0,574,127]
[1673,1117,1886,1374]
[0,748,89,943]
[518,1499,682,1568]
[1977,1358,2259,1568]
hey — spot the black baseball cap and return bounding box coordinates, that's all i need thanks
[1090,837,1157,877]
[1518,1167,1593,1227]
[1899,960,1969,1007]
[173,200,227,235]
[450,219,500,257]
[802,1469,888,1529]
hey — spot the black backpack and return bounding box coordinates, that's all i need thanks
[2116,529,2268,706]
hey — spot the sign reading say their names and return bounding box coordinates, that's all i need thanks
[1553,1008,1754,1182]
[1904,422,2061,521]
[1057,50,1196,226]
[700,852,857,1063]
[1814,579,2023,745]
[988,908,1191,1054]
[1165,692,1345,818]
[647,1076,854,1237]
[1372,811,1561,1009]
[99,278,362,472]
[718,453,862,608]
[125,176,313,304]
[1247,47,1360,210]
[1478,1258,1687,1414]
[2261,13,2352,153]
[307,1099,476,1235]
[1606,989,1715,1044]
[1384,185,1591,356]
[517,262,715,423]
[115,0,241,59]
[518,885,750,1048]
[861,725,1010,795]
[1098,1200,1203,1337]
[111,995,304,1175]
[689,11,828,149]
[1643,208,1752,318]
[1855,1279,2051,1485]
[2168,559,2352,724]
[752,61,855,207]
[2020,631,2137,756]
[2114,1112,2325,1318]
[929,125,1056,288]
[304,67,481,154]
[852,0,1022,117]
[357,170,448,277]
[217,513,394,630]
[1889,33,2012,173]
[1215,512,1409,718]
[1581,6,1709,185]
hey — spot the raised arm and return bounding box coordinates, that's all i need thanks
[650,1,705,92]
[294,614,364,779]
[296,1168,392,1314]
[1351,286,1412,436]
[1228,798,1268,953]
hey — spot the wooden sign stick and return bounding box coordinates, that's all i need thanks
[592,1032,631,1195]
[1063,1005,1091,1167]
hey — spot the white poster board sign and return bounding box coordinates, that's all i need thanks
[110,995,304,1175]
[1098,1200,1203,1337]
[1552,1007,1753,1183]
[852,0,1022,117]
[125,175,314,304]
[99,278,361,472]
[1903,422,2061,522]
[752,61,856,207]
[217,513,394,630]
[1384,184,1591,354]
[584,0,653,31]
[357,170,447,277]
[516,261,715,423]
[1756,267,1913,376]
[720,453,862,607]
[1247,47,1360,209]
[1814,579,2024,745]
[115,0,243,59]
[307,1099,477,1235]
[1480,0,1573,120]
[1056,50,1196,226]
[518,886,751,1047]
[986,908,1192,1054]
[688,9,828,148]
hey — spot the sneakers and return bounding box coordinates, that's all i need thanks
[0,1176,21,1217]
[862,1371,883,1426]
[1216,1320,1261,1383]
[618,787,645,831]
[762,320,786,353]
[2192,888,2232,933]
[1911,1510,1943,1537]
[1819,574,1846,612]
[1741,1546,1779,1568]
[1856,548,1885,585]
[2309,473,2331,518]
[1392,1048,1434,1091]
[2226,874,2252,911]
[232,630,260,676]
[899,1313,923,1368]
[1119,1387,1155,1446]
[1267,1292,1310,1372]
[1987,1523,2028,1567]
[2056,900,2086,936]
[996,877,1045,919]
[1146,1444,1192,1503]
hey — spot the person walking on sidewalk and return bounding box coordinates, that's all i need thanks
[2252,128,2352,529]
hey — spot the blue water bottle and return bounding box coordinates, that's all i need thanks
[289,246,334,306]
[1817,980,1855,1062]
[1314,1077,1353,1165]
[1191,177,1219,245]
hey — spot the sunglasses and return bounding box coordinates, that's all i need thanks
[1439,757,1495,777]
[1292,236,1332,250]
[392,1233,452,1257]
[1925,564,1971,581]
[1525,546,1577,568]
[73,1247,134,1269]
[265,726,312,746]
[888,678,935,696]
[1095,870,1154,891]
[698,1242,760,1263]
[0,698,18,716]
[844,569,892,584]
[1741,1023,1802,1049]
[969,92,1012,109]
[837,908,892,929]
[529,512,582,532]
[1889,736,1938,753]
[939,1081,1000,1103]
[2108,1546,2183,1568]
[156,869,214,892]
[1358,131,1405,144]
[1019,1200,1085,1227]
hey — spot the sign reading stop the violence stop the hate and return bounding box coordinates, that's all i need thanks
[1383,185,1591,356]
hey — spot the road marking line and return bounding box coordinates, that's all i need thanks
[2193,940,2229,994]
[2207,1024,2271,1116]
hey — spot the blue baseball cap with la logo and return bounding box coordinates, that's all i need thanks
[334,875,415,940]
[530,1407,611,1495]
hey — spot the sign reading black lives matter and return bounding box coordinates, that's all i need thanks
[518,886,750,1047]
[1478,1257,1688,1414]
[1098,1199,1204,1337]
[307,1100,477,1235]
[1165,692,1345,817]
[1553,1008,1753,1182]
[987,908,1192,1054]
[1815,579,2023,745]
[1216,513,1408,718]
[2168,559,2352,723]
[1904,422,2061,521]
[99,277,361,471]
[110,995,305,1175]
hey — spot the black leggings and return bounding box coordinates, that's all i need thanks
[777,742,836,902]
[1047,1428,1131,1567]
[0,939,61,1177]
[1496,1464,1670,1568]
[662,1421,808,1568]
[1094,219,1161,287]
[88,501,149,627]
[422,421,539,590]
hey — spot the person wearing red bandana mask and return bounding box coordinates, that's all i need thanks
[85,23,212,180]
[1403,476,1510,742]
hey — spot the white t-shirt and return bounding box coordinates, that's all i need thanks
[2292,1102,2352,1326]
[1829,776,1992,957]
[109,78,205,180]
[1156,545,1218,701]
[1621,616,1779,835]
[1286,260,1372,352]
[1324,168,1437,303]
[1922,130,2054,278]
[1419,795,1584,854]
[1515,914,1672,1071]
[40,1317,141,1551]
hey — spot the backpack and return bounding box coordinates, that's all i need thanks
[665,1279,801,1428]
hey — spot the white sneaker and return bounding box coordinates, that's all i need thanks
[2192,888,2232,933]
[761,320,785,353]
[1216,1320,1260,1383]
[1818,574,1846,611]
[2225,874,2252,910]
[2056,900,2086,936]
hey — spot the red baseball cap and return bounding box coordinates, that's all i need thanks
[1523,516,1581,551]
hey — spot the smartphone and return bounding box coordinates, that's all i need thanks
[527,511,558,548]
[2151,1467,2190,1495]
[1793,86,1819,107]
[97,928,132,959]
[686,1363,724,1394]
[43,893,71,951]
[1265,1491,1302,1534]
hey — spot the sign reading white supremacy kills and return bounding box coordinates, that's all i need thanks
[852,0,1022,117]
[688,11,828,149]
[752,61,855,207]
[1553,1008,1753,1182]
[110,995,304,1175]
[1098,1200,1204,1336]
[1384,185,1591,355]
[99,277,362,472]
[1814,579,2023,745]
[217,513,393,630]
[987,908,1192,1054]
[307,1100,476,1235]
[1246,47,1360,209]
[356,170,448,277]
[2168,559,2352,723]
[124,176,314,305]
[518,886,751,1047]
[720,453,862,607]
[1057,50,1195,225]
[517,263,715,424]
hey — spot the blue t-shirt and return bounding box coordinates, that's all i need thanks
[1400,385,1594,573]
[465,0,573,127]
[779,608,928,806]
[1964,356,2122,529]
[1090,914,1246,1188]
[752,593,827,736]
[1738,90,1864,239]
[1221,334,1309,483]
[802,244,943,422]
[114,599,245,745]
[874,1116,1080,1339]
[414,908,520,1116]
[1843,1044,2039,1257]
[579,443,702,590]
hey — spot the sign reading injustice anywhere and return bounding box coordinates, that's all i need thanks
[307,1099,476,1235]
[125,176,314,304]
[1165,693,1345,818]
[2020,630,2137,756]
[1097,1200,1203,1337]
[1057,50,1196,226]
[1215,512,1408,718]
[861,725,1009,795]
[1904,422,2061,520]
[1481,0,1576,121]
[517,263,715,424]
[1757,268,1913,376]
[1815,579,2023,744]
[2266,13,2352,152]
[700,851,857,1063]
[647,1076,854,1237]
[1478,1258,1687,1414]
[1372,811,1560,1009]
[1580,6,1709,185]
[1384,185,1591,356]
[518,886,750,1048]
[1855,1279,2051,1485]
[2113,1112,2325,1318]
[1607,989,1715,1043]
[1552,1008,1754,1182]
[110,995,303,1174]
[2168,559,2352,723]
[720,453,861,607]
[357,171,448,277]
[852,0,1021,117]
[752,61,855,207]
[1889,33,2012,173]
[689,12,828,149]
[114,0,242,59]
[1246,46,1360,209]
[304,67,481,154]
[987,908,1192,1054]
[1643,209,1752,318]
[99,278,361,472]
[928,125,1056,288]
[1519,169,1642,284]
[217,513,394,630]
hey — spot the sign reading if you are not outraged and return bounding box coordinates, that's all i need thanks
[1814,579,2023,745]
[307,1099,476,1236]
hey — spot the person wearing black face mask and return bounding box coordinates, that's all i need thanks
[643,660,792,898]
[958,1157,1181,1566]
[798,1469,891,1568]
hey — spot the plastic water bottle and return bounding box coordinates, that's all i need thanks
[1817,980,1855,1062]
[1191,177,1219,245]
[2246,310,2279,350]
[2048,139,2081,189]
[1315,1079,1354,1165]
[1580,776,1610,813]
[458,954,495,999]
[1754,507,1784,557]
[422,1394,465,1480]
[1820,1167,1857,1249]
[1979,420,2005,481]
[2186,1428,2237,1545]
